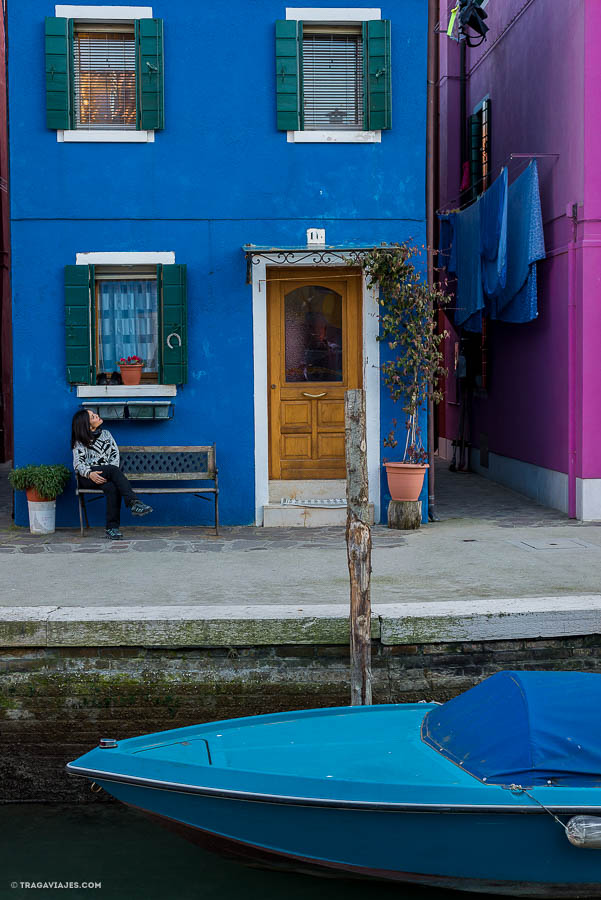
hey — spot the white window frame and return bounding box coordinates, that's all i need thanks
[285,7,382,144]
[73,251,177,397]
[55,5,155,143]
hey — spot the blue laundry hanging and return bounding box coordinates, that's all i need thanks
[495,160,545,323]
[439,160,544,330]
[479,166,508,304]
[438,213,456,273]
[453,198,484,330]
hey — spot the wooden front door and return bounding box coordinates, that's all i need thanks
[267,267,362,480]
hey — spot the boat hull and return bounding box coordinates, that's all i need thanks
[136,805,601,898]
[88,777,601,899]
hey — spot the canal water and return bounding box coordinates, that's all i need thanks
[1,802,453,900]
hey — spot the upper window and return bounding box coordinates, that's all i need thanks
[73,25,137,129]
[302,26,364,130]
[45,14,164,135]
[275,16,391,136]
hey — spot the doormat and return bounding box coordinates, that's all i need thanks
[280,498,347,508]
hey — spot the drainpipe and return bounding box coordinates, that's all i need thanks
[460,39,467,185]
[426,0,439,520]
[567,203,578,518]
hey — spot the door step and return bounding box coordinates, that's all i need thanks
[265,480,374,527]
[268,479,347,503]
[263,501,374,528]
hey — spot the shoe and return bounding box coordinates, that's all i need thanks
[105,528,123,540]
[130,500,153,517]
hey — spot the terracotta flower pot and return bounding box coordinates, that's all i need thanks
[384,462,429,502]
[26,487,52,503]
[119,363,144,386]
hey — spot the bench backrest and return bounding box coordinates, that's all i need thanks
[118,445,216,481]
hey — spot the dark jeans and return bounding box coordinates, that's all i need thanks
[79,465,137,529]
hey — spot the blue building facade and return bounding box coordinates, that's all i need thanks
[9,1,427,528]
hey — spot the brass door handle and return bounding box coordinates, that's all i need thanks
[302,392,326,398]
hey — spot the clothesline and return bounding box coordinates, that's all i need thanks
[436,152,558,216]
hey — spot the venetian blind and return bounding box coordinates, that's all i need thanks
[74,29,137,129]
[302,30,364,130]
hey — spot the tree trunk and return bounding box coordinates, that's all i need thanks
[345,389,372,706]
[388,500,422,530]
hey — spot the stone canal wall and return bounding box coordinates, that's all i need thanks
[2,598,601,802]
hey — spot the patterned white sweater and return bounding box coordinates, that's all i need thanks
[72,429,120,479]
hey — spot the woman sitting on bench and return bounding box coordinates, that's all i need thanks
[71,409,153,540]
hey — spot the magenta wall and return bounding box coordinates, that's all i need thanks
[437,0,586,479]
[580,0,601,479]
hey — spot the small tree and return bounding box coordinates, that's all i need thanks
[359,243,449,462]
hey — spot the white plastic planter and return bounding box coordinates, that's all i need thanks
[27,499,56,534]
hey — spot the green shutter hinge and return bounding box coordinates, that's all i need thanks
[375,68,386,79]
[49,65,56,80]
[146,61,158,76]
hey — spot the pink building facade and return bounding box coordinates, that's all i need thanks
[437,0,601,520]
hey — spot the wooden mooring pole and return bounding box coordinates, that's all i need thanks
[345,389,372,706]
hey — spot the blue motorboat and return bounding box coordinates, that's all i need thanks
[67,671,601,896]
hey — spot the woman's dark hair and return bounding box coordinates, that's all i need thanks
[71,409,95,449]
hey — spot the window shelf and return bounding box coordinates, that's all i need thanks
[81,400,173,421]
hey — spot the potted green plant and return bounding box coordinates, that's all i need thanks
[359,243,448,502]
[8,464,71,534]
[118,355,144,386]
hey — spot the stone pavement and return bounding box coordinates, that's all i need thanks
[1,460,601,609]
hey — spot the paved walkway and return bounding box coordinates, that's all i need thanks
[1,460,600,608]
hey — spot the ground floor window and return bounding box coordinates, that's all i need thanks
[65,261,187,386]
[97,276,158,380]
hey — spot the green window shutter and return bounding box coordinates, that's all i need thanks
[159,264,187,385]
[470,112,483,195]
[364,19,391,131]
[65,265,95,385]
[136,18,164,130]
[275,19,301,131]
[45,17,73,130]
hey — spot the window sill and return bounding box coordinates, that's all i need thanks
[57,130,155,143]
[287,130,381,143]
[77,385,176,398]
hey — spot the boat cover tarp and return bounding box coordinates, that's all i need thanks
[421,670,601,787]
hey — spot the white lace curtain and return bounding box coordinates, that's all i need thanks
[98,280,158,372]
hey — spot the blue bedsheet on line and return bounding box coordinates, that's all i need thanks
[495,161,545,323]
[439,161,545,329]
[453,198,484,330]
[480,166,508,303]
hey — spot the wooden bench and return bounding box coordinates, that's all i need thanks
[76,445,219,537]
